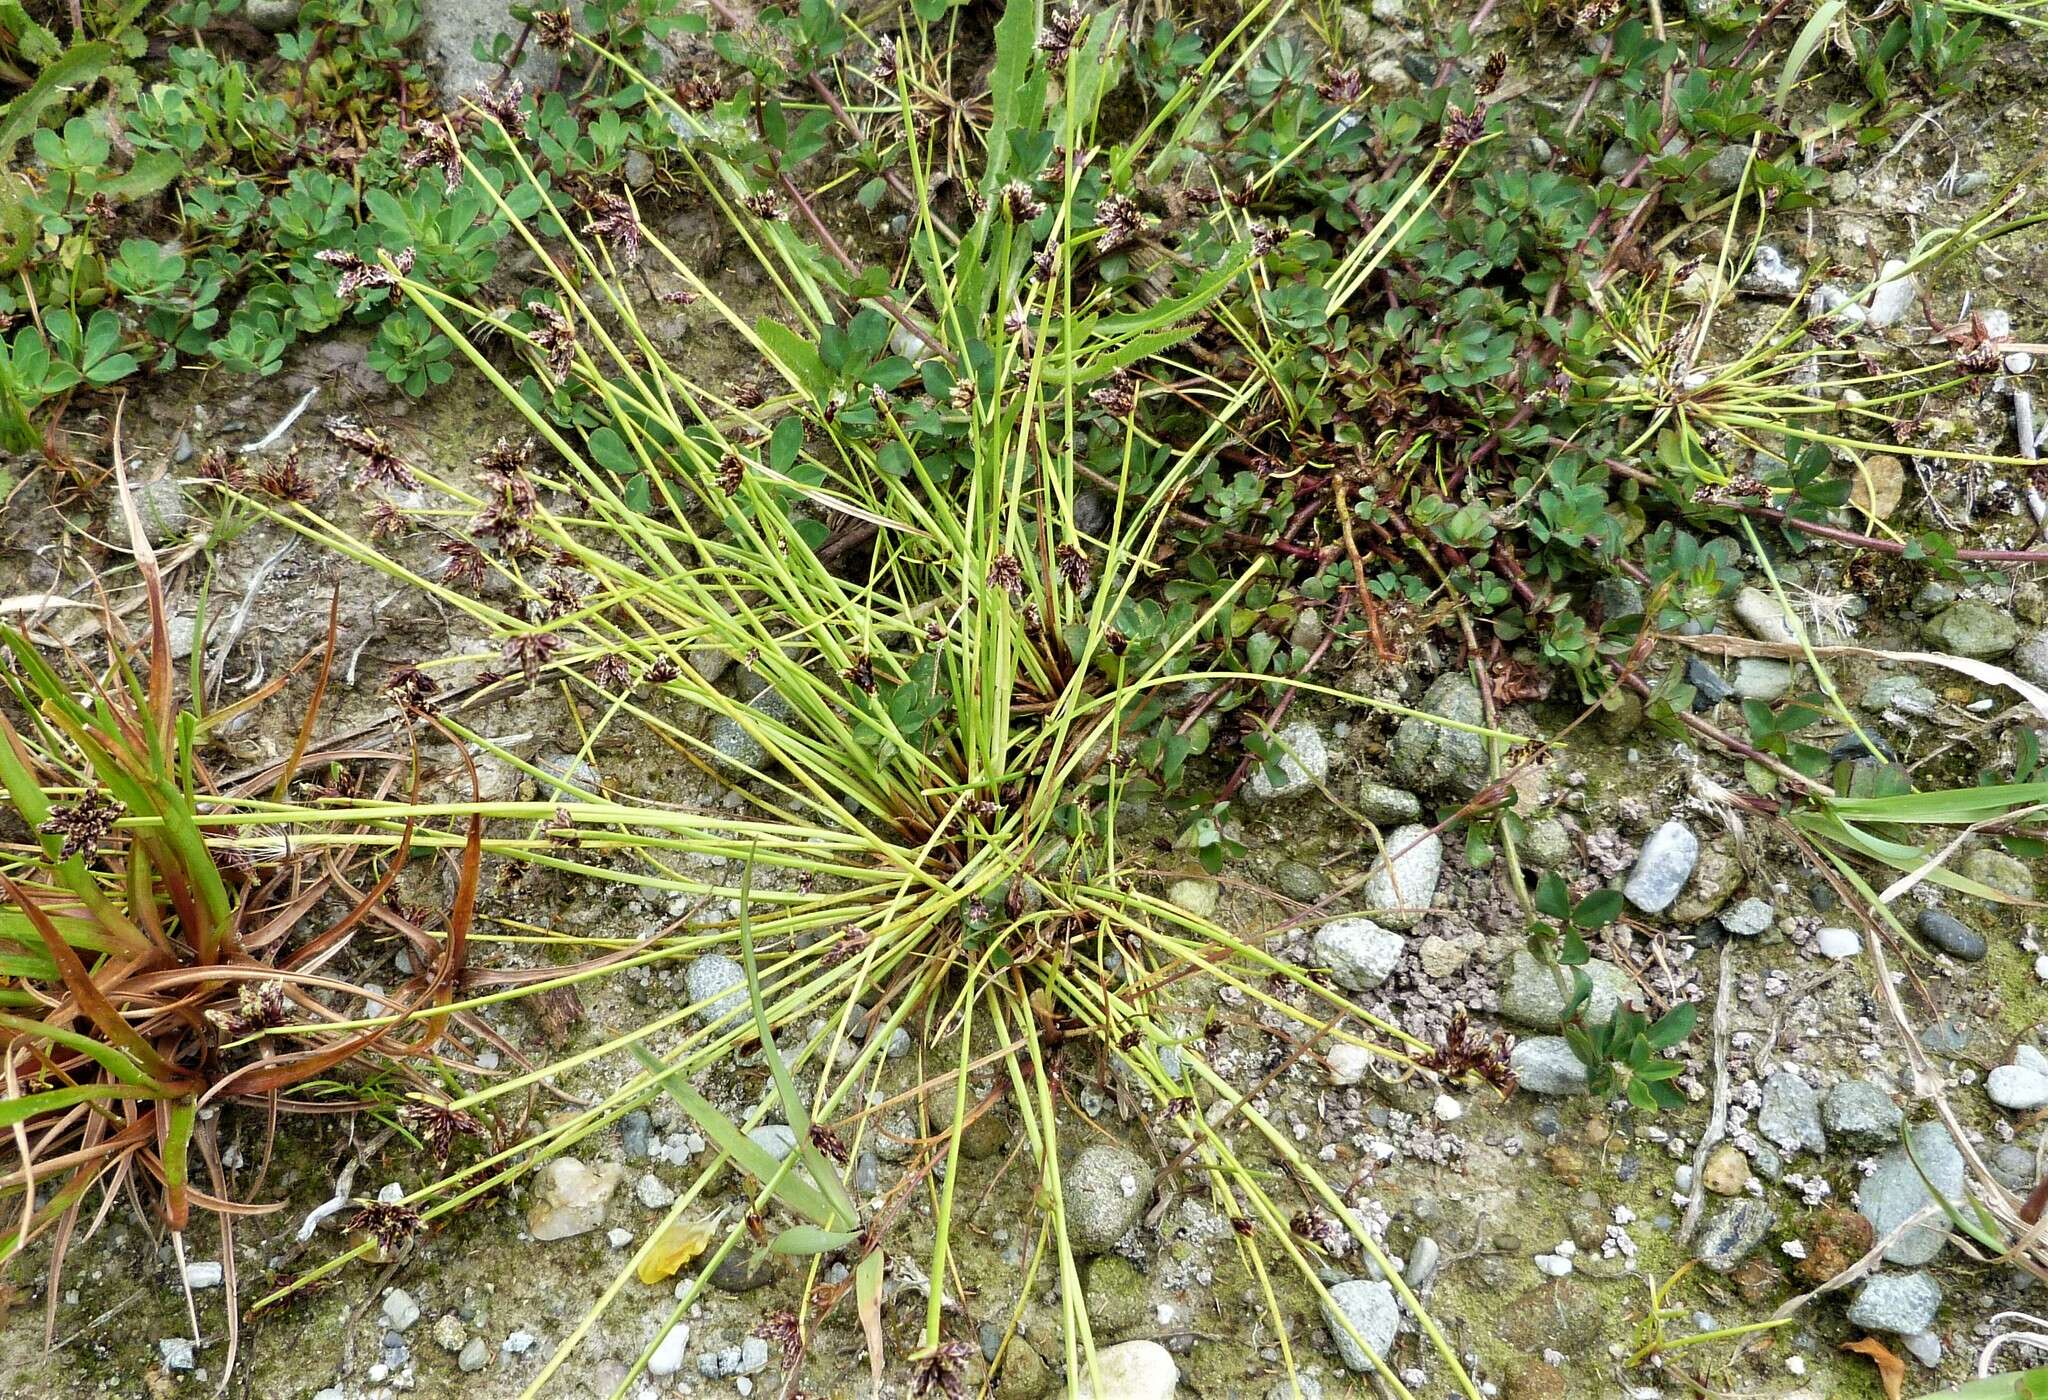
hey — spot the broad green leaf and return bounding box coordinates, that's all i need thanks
[0,41,111,162]
[755,317,829,401]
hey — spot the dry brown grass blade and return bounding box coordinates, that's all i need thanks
[378,717,485,1058]
[280,828,418,974]
[107,399,174,756]
[270,588,342,805]
[1,872,182,1086]
[197,1126,238,1394]
[239,877,339,959]
[205,990,412,1099]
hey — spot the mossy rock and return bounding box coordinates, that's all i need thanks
[1081,1255,1149,1340]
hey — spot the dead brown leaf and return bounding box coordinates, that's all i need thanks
[1842,1335,1905,1400]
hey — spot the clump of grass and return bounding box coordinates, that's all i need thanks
[223,2,1529,1394]
[0,462,488,1370]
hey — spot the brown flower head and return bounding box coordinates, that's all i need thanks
[385,663,439,716]
[196,446,242,487]
[1088,368,1136,417]
[1092,191,1146,252]
[40,790,121,860]
[365,500,411,540]
[206,981,289,1037]
[403,120,464,192]
[398,1100,485,1164]
[527,302,577,383]
[475,436,534,476]
[327,416,415,488]
[502,631,566,688]
[758,1309,806,1369]
[987,553,1024,595]
[843,653,876,694]
[1317,64,1364,103]
[1289,1209,1349,1255]
[582,192,642,263]
[1439,104,1488,150]
[1000,181,1045,222]
[1476,51,1509,97]
[347,1200,424,1254]
[316,246,415,301]
[533,567,587,619]
[808,1123,850,1165]
[1037,6,1085,71]
[1414,1011,1517,1096]
[532,8,576,49]
[1055,543,1091,591]
[672,74,721,113]
[476,79,529,138]
[907,1339,975,1399]
[439,538,489,591]
[471,450,540,553]
[255,447,318,502]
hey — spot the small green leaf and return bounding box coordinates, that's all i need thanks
[1571,888,1623,929]
[771,1225,861,1255]
[769,414,803,473]
[1646,1001,1697,1050]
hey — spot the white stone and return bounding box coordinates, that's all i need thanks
[1312,918,1405,992]
[527,1157,623,1241]
[1074,1339,1179,1400]
[1248,721,1329,801]
[1509,1037,1590,1095]
[1738,244,1803,297]
[1733,587,1800,645]
[1323,1279,1398,1372]
[648,1323,690,1377]
[1361,825,1442,930]
[1624,821,1700,914]
[381,1287,421,1331]
[1866,259,1918,329]
[1816,926,1861,960]
[183,1262,223,1290]
[1166,878,1220,919]
[1988,1063,2048,1112]
[1328,1043,1374,1087]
